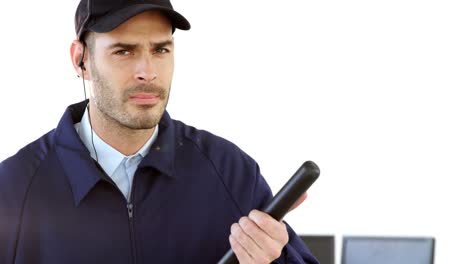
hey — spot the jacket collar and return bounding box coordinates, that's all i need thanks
[138,110,177,179]
[54,100,178,206]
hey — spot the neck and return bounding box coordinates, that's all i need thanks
[88,105,155,156]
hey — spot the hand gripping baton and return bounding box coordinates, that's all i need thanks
[217,160,320,264]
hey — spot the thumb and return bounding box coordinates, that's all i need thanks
[289,192,308,212]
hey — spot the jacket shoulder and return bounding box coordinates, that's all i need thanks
[172,119,268,214]
[173,119,255,166]
[0,130,55,198]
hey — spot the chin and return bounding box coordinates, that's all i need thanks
[123,119,159,130]
[120,103,166,128]
[131,112,164,129]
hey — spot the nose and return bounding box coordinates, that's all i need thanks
[134,56,157,83]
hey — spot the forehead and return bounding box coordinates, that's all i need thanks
[94,10,173,45]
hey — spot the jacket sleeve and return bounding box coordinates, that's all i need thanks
[0,158,29,264]
[251,164,319,264]
[0,144,43,264]
[272,223,320,264]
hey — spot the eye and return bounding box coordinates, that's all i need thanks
[155,48,170,54]
[114,50,131,56]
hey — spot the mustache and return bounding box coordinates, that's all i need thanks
[124,84,167,99]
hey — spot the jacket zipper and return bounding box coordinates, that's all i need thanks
[96,163,138,264]
[127,202,137,264]
[128,182,137,264]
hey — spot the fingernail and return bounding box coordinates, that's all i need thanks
[249,209,260,221]
[230,223,236,233]
[239,217,248,228]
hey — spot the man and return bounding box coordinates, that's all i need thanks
[0,0,319,263]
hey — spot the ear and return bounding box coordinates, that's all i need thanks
[70,40,89,79]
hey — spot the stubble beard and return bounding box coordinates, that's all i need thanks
[89,61,170,130]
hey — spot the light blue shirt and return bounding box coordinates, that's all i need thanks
[74,106,159,201]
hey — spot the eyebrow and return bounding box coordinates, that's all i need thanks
[106,40,174,50]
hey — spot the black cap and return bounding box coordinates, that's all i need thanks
[75,0,191,40]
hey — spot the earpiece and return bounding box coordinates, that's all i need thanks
[78,42,86,71]
[77,40,99,163]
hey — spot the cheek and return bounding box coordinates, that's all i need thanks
[101,66,132,90]
[159,59,175,79]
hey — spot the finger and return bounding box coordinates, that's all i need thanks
[289,192,308,212]
[229,234,253,264]
[231,222,263,262]
[248,210,289,246]
[239,216,283,262]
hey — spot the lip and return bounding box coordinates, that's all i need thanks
[129,93,160,105]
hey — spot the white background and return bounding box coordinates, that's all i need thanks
[1,1,467,263]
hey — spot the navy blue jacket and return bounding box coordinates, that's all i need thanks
[0,101,318,264]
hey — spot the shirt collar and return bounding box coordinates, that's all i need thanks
[75,105,159,176]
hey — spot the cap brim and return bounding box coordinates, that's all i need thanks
[88,4,191,33]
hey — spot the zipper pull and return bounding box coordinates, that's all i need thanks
[127,203,134,219]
